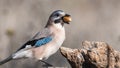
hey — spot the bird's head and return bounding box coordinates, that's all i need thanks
[45,10,72,28]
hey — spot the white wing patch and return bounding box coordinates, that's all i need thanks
[25,45,32,49]
[12,49,33,59]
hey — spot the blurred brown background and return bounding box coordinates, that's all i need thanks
[0,0,120,68]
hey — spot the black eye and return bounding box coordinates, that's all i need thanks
[55,14,60,17]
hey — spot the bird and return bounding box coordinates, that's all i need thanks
[0,10,72,66]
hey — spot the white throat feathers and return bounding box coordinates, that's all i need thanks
[53,23,64,30]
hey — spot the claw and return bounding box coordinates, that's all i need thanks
[40,60,53,67]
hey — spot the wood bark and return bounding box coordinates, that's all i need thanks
[60,41,120,68]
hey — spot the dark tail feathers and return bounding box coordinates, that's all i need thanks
[0,56,12,65]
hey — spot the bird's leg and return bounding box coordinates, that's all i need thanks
[40,60,53,67]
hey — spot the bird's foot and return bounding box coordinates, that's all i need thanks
[40,60,53,67]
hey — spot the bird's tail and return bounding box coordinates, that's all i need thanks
[0,55,13,65]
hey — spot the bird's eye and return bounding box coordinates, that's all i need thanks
[55,14,60,17]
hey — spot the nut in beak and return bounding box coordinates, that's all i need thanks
[62,14,72,24]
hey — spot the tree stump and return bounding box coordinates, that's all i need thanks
[60,41,120,68]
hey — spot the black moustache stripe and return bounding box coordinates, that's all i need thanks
[54,19,64,26]
[54,19,61,23]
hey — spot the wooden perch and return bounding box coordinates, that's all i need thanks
[60,41,120,68]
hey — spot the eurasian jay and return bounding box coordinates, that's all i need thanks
[0,10,72,66]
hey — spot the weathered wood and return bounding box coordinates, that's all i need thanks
[60,41,120,68]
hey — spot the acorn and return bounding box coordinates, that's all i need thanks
[63,14,72,24]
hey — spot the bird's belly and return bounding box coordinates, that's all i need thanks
[44,45,60,59]
[42,38,65,60]
[33,38,64,60]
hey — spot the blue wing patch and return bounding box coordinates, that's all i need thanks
[35,36,52,47]
[16,36,52,51]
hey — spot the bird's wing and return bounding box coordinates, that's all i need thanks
[16,28,52,51]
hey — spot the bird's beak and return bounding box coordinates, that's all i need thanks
[62,14,72,24]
